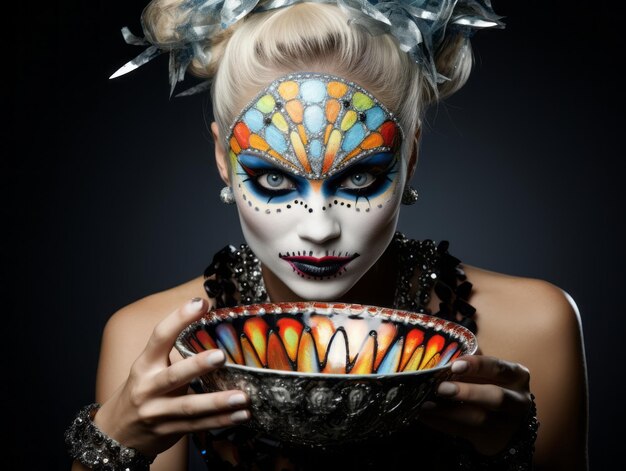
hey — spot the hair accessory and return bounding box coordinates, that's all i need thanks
[220,186,236,204]
[110,0,503,96]
[64,403,155,471]
[401,185,419,205]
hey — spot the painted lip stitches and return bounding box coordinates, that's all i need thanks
[279,253,360,278]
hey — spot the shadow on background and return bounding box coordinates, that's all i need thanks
[4,1,620,469]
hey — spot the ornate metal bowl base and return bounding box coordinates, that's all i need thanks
[176,302,477,446]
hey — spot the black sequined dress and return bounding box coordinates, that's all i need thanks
[193,232,477,470]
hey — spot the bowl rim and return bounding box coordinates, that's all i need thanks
[175,301,478,378]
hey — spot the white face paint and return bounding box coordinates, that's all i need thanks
[226,73,406,300]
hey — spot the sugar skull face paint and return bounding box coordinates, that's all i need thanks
[225,73,406,300]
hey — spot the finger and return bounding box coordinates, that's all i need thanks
[449,355,530,388]
[141,389,250,422]
[142,298,208,364]
[151,348,226,395]
[435,381,526,413]
[154,409,251,435]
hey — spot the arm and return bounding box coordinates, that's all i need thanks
[420,277,588,470]
[70,296,251,471]
[519,283,588,470]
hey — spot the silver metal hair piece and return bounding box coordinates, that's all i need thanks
[110,1,503,97]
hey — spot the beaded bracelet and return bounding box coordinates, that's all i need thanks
[65,403,155,471]
[456,393,540,470]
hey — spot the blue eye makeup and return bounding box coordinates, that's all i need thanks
[237,153,302,203]
[236,151,399,206]
[325,152,399,202]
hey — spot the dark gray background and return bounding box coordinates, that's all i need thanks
[4,1,621,469]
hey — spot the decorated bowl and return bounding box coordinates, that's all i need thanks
[175,302,477,447]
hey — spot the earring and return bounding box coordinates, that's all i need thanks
[401,185,419,205]
[220,186,235,205]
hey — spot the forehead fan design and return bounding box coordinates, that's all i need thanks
[227,73,403,179]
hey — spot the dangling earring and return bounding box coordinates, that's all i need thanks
[401,185,419,205]
[220,186,235,205]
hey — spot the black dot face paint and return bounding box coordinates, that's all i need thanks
[234,150,399,216]
[279,252,361,279]
[224,72,406,303]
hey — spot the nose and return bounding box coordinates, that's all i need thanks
[296,205,341,245]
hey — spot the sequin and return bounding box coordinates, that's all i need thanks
[226,74,404,179]
[203,232,478,337]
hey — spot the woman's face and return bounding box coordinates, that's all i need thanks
[225,73,406,300]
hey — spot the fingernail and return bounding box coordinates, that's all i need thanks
[451,360,469,374]
[228,393,248,407]
[206,349,225,367]
[230,409,250,424]
[438,381,458,396]
[421,401,437,411]
[189,297,204,311]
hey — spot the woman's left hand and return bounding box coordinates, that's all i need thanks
[418,354,533,456]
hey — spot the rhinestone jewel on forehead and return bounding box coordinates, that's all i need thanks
[226,73,405,180]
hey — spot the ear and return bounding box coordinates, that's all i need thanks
[406,127,421,180]
[211,122,231,186]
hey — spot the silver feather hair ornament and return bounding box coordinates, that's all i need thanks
[109,0,503,97]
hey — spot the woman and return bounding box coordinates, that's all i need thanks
[66,1,588,470]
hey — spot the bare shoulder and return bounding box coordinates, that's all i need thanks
[461,264,583,360]
[461,266,588,469]
[103,276,207,346]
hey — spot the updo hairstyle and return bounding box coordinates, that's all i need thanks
[142,1,474,160]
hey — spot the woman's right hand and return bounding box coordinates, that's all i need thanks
[92,297,250,459]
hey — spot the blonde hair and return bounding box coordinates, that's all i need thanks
[143,2,474,159]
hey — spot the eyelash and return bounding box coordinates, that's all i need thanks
[237,155,398,203]
[238,167,297,201]
[333,161,398,200]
